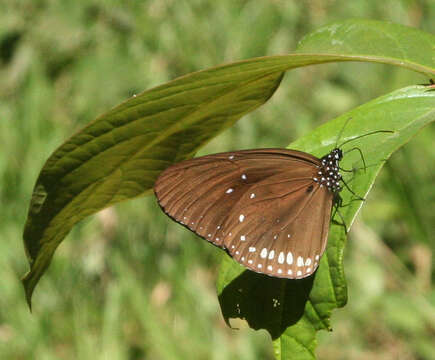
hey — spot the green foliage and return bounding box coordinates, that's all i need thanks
[19,17,435,359]
[1,1,434,359]
[22,20,434,311]
[218,86,435,359]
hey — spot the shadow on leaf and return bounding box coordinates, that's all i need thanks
[218,269,315,340]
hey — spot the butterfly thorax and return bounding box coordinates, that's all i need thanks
[313,148,342,193]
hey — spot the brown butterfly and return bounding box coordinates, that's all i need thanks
[154,147,344,279]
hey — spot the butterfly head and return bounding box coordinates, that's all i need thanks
[314,148,343,193]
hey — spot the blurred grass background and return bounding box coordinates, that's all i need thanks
[1,1,434,359]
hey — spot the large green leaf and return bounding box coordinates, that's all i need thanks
[22,19,434,313]
[217,85,435,359]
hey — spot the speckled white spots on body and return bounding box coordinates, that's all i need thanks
[241,174,247,180]
[248,259,253,264]
[287,234,291,238]
[287,269,293,275]
[240,235,246,241]
[250,193,256,199]
[273,235,277,240]
[277,269,283,274]
[315,254,320,261]
[226,188,234,194]
[306,267,312,273]
[297,270,302,276]
[258,264,262,269]
[239,214,245,222]
[248,247,256,252]
[267,265,273,271]
[305,258,312,266]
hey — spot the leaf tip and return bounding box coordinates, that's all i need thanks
[21,271,35,312]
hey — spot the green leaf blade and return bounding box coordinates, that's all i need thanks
[296,19,435,75]
[217,85,435,359]
[22,19,434,314]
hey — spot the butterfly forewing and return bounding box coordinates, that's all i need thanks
[154,149,335,279]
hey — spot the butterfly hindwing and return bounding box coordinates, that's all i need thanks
[220,169,333,278]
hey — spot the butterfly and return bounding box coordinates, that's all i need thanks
[154,146,345,279]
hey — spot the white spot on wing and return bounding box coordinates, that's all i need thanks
[250,193,255,199]
[268,250,275,259]
[229,155,234,160]
[260,248,268,258]
[248,247,256,252]
[287,252,293,265]
[248,259,253,264]
[226,188,234,194]
[241,174,247,180]
[239,214,245,222]
[306,267,312,273]
[240,235,246,241]
[297,256,304,267]
[288,269,293,275]
[258,264,262,269]
[305,258,312,266]
[315,254,320,261]
[277,269,283,274]
[287,234,291,238]
[297,270,302,276]
[267,265,273,271]
[278,252,285,264]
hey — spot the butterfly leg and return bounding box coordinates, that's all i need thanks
[331,202,348,233]
[340,177,365,202]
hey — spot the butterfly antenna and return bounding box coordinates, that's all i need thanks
[334,117,353,148]
[338,130,394,148]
